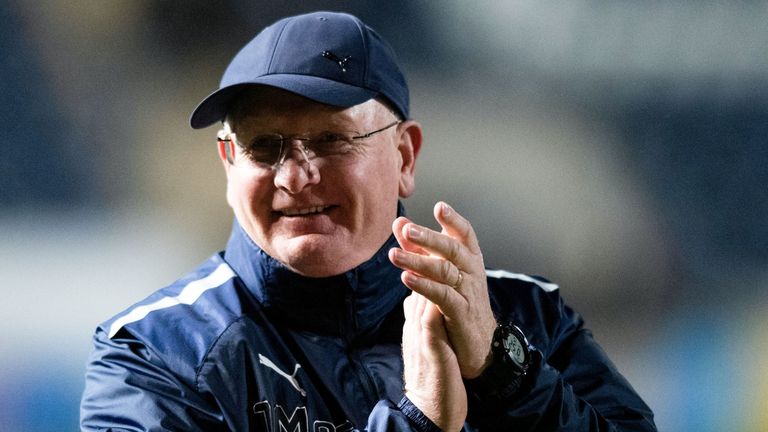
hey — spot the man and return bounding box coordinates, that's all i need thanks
[81,11,656,431]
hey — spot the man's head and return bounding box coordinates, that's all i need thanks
[190,12,422,277]
[190,11,409,128]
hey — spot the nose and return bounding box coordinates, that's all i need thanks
[273,144,320,194]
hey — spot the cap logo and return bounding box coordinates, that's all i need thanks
[321,50,351,72]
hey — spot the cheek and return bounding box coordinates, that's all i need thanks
[368,151,402,194]
[343,159,391,198]
[350,151,402,210]
[227,171,271,215]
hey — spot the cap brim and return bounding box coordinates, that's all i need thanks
[189,75,378,129]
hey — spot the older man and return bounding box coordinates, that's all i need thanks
[81,11,655,431]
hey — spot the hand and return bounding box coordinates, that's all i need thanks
[402,292,467,431]
[389,202,497,379]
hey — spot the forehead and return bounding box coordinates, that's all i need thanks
[226,87,385,132]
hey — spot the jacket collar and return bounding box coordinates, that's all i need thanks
[222,206,409,338]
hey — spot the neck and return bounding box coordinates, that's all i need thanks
[222,219,409,338]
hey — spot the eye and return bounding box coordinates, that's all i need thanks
[315,132,348,144]
[245,134,284,164]
[311,132,353,155]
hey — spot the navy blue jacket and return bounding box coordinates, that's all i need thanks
[81,220,656,431]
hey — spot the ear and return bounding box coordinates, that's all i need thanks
[396,120,422,198]
[217,138,234,175]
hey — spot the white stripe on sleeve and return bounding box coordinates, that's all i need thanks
[108,263,236,338]
[485,269,559,292]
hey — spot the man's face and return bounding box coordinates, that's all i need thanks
[220,88,421,277]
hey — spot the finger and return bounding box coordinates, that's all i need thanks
[402,294,421,355]
[403,292,416,318]
[421,302,448,344]
[389,247,462,290]
[434,201,481,255]
[392,216,429,256]
[401,309,418,382]
[401,271,465,319]
[402,221,471,270]
[413,291,427,320]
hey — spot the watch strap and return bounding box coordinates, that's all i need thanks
[464,324,532,401]
[464,355,526,400]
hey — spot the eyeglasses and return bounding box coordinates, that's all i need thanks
[218,120,401,168]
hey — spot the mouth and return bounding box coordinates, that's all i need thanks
[278,205,335,217]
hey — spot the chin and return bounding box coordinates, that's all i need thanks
[278,235,362,277]
[284,254,356,278]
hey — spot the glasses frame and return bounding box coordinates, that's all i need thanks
[217,119,402,168]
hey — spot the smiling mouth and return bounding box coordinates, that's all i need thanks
[279,205,334,217]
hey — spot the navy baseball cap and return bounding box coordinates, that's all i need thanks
[190,11,409,129]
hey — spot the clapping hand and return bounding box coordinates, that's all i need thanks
[389,202,498,430]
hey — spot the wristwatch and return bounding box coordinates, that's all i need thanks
[493,323,531,374]
[465,323,532,400]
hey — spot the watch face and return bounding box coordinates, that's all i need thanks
[504,333,526,365]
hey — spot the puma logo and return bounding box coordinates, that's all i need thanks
[258,354,307,397]
[321,51,351,72]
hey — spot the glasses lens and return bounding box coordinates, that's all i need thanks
[235,130,362,167]
[309,133,354,157]
[245,135,284,165]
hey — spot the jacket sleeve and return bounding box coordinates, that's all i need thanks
[464,284,657,431]
[80,327,224,431]
[366,397,442,432]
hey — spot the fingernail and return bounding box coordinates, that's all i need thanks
[441,202,452,217]
[403,272,418,284]
[390,248,403,261]
[408,225,421,239]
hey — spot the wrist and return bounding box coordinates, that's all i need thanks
[460,318,498,379]
[398,395,443,432]
[464,324,533,401]
[462,347,494,380]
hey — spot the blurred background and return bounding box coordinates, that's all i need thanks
[1,1,766,430]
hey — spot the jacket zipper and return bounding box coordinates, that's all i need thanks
[344,269,379,406]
